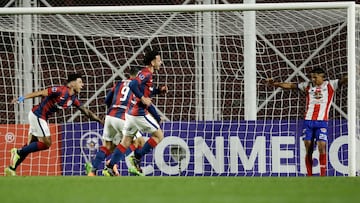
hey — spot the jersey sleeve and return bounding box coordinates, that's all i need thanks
[73,97,81,108]
[138,71,150,85]
[48,86,62,97]
[151,86,160,96]
[130,71,150,99]
[329,79,339,90]
[148,104,161,123]
[105,84,116,107]
[129,79,143,99]
[297,81,309,92]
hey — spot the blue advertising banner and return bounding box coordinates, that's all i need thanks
[61,120,348,176]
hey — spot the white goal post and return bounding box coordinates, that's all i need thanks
[0,2,358,176]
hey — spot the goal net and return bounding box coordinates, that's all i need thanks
[0,2,358,176]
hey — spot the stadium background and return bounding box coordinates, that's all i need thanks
[0,0,355,176]
[0,0,351,123]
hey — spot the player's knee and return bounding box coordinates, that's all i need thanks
[121,136,133,147]
[41,137,52,148]
[44,141,52,148]
[29,134,38,143]
[103,140,113,149]
[152,129,164,142]
[318,144,326,154]
[136,137,145,147]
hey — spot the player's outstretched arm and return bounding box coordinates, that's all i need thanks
[78,106,104,125]
[266,78,297,90]
[11,89,48,104]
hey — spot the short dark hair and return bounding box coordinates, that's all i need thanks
[143,49,159,66]
[67,73,82,83]
[128,66,139,76]
[310,68,325,74]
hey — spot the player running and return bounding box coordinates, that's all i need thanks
[103,49,168,176]
[85,67,145,176]
[5,73,103,176]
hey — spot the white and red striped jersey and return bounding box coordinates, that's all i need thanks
[297,79,339,121]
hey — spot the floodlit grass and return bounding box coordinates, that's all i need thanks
[0,176,359,203]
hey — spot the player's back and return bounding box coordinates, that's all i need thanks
[107,79,132,119]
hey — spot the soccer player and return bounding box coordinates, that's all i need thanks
[5,73,104,176]
[266,68,347,176]
[85,67,145,176]
[103,49,168,176]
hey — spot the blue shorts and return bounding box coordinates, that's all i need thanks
[302,120,328,142]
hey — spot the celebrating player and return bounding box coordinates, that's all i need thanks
[266,68,347,176]
[85,67,145,176]
[5,73,104,176]
[103,49,168,176]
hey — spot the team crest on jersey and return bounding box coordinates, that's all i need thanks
[67,100,73,106]
[52,87,58,92]
[313,88,323,100]
[139,73,145,80]
[320,128,327,133]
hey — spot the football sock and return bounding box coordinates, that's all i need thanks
[92,146,110,170]
[108,144,126,168]
[18,141,48,157]
[125,144,136,156]
[319,153,327,176]
[305,154,313,176]
[134,137,157,159]
[13,142,48,170]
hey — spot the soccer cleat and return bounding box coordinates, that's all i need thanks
[102,168,113,176]
[85,162,95,176]
[4,167,16,176]
[129,155,143,173]
[102,166,119,177]
[128,167,144,176]
[10,148,20,169]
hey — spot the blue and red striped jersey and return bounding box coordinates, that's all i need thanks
[32,86,81,120]
[127,67,153,116]
[106,79,132,119]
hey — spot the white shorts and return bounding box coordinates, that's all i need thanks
[123,113,160,137]
[103,115,143,144]
[28,111,51,137]
[102,115,125,145]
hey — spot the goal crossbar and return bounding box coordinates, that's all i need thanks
[0,2,356,15]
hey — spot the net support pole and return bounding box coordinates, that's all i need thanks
[347,3,356,177]
[14,0,34,123]
[195,0,203,120]
[22,0,34,121]
[203,0,215,120]
[244,0,257,120]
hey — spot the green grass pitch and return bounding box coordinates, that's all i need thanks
[0,176,359,203]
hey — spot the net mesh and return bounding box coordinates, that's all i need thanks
[0,6,354,176]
